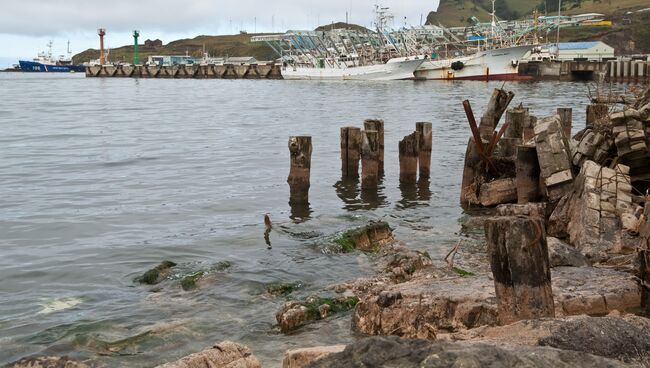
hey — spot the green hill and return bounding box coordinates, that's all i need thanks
[427,0,650,27]
[72,33,278,64]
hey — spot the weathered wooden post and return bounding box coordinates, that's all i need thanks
[364,120,384,174]
[287,136,312,204]
[416,122,433,179]
[516,146,541,204]
[399,132,420,184]
[586,104,609,126]
[361,130,380,189]
[340,127,362,178]
[485,216,555,325]
[499,108,526,157]
[557,108,573,138]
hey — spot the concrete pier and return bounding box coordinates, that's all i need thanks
[86,63,284,79]
[519,59,650,83]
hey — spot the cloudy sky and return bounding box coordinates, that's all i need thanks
[0,0,440,67]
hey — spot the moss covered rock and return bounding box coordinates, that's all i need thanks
[266,281,305,296]
[135,261,177,285]
[333,221,394,253]
[276,296,359,332]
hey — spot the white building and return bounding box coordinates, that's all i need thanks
[557,41,614,61]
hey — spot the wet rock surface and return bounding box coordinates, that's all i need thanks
[282,345,346,368]
[10,356,90,368]
[451,315,650,366]
[155,341,260,368]
[306,336,628,368]
[333,221,394,252]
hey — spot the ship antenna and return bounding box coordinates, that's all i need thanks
[47,40,53,59]
[67,40,71,57]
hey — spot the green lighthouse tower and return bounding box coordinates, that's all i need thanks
[133,30,140,65]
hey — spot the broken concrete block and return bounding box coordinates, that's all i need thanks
[534,116,574,199]
[479,178,517,207]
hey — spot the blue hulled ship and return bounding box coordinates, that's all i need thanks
[19,41,86,73]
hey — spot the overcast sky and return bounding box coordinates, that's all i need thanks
[0,0,440,67]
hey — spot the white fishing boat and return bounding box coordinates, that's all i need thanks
[414,44,533,81]
[282,55,425,81]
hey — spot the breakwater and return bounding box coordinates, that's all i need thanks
[519,59,650,83]
[85,63,283,79]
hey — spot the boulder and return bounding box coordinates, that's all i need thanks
[307,336,628,368]
[282,345,346,368]
[547,237,589,267]
[155,341,260,368]
[135,261,177,285]
[276,296,359,333]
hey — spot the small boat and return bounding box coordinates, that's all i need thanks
[19,41,85,73]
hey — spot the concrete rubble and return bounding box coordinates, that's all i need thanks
[155,341,261,368]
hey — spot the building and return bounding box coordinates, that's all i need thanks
[557,41,614,61]
[146,55,196,66]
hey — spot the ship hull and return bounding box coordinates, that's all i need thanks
[415,45,533,81]
[281,57,424,81]
[19,60,85,73]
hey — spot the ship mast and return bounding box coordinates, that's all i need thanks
[556,0,562,50]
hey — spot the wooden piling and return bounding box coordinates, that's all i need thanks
[364,120,385,174]
[287,136,312,204]
[557,108,573,138]
[361,130,380,189]
[340,127,362,178]
[516,146,542,204]
[399,132,420,184]
[586,104,609,126]
[485,216,555,325]
[416,122,433,179]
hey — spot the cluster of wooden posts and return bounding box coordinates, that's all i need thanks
[286,119,433,207]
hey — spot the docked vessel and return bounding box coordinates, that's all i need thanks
[414,44,533,80]
[281,55,425,81]
[19,41,85,73]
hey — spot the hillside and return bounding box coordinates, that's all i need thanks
[314,22,372,32]
[72,33,278,64]
[427,0,650,27]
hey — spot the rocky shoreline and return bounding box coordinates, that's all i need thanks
[11,86,650,367]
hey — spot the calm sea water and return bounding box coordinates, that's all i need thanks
[0,73,608,366]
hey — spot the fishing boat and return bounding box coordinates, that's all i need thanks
[281,54,425,81]
[414,44,533,81]
[19,41,85,73]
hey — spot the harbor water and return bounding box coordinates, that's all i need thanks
[0,73,609,366]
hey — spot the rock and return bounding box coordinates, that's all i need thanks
[378,244,433,282]
[276,296,359,332]
[10,357,89,368]
[155,341,260,368]
[496,203,548,218]
[135,261,177,285]
[282,345,346,368]
[547,237,589,267]
[266,281,305,296]
[333,221,394,252]
[351,266,640,338]
[453,315,650,366]
[478,178,518,207]
[307,336,628,368]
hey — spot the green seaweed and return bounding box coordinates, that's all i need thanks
[334,229,357,253]
[452,267,475,277]
[135,261,177,285]
[266,281,304,296]
[304,297,359,320]
[422,251,431,260]
[180,271,206,291]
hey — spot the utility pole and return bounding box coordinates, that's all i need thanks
[556,0,562,46]
[133,30,140,65]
